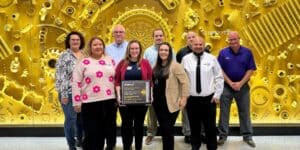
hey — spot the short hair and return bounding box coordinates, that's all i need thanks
[152,28,164,37]
[87,37,106,56]
[65,31,85,49]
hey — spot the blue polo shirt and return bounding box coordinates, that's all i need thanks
[218,46,256,82]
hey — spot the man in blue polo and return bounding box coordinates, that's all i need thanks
[217,31,256,148]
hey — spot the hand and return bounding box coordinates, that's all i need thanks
[74,105,81,113]
[231,82,242,91]
[61,98,69,105]
[116,96,122,106]
[211,97,219,104]
[151,95,154,103]
[179,98,187,110]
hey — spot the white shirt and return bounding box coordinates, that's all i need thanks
[182,52,224,99]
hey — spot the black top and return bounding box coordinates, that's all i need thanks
[125,61,142,80]
[176,46,193,63]
[153,75,167,104]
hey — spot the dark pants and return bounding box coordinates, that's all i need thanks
[187,94,217,150]
[76,113,84,141]
[105,105,117,149]
[119,105,147,150]
[218,83,253,139]
[81,99,116,150]
[153,100,179,150]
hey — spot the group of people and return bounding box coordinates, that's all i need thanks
[55,24,257,150]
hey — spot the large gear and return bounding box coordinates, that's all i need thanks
[108,5,174,47]
[41,48,62,79]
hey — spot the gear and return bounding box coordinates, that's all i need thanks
[108,5,173,46]
[41,48,62,79]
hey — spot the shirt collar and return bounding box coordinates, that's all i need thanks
[229,46,241,55]
[113,41,126,48]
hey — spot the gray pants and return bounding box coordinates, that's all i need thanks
[181,107,191,136]
[218,83,253,139]
[146,105,157,136]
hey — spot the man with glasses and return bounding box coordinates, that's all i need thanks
[106,24,128,65]
[105,24,128,150]
[217,31,257,148]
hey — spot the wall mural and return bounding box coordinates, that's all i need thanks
[0,0,299,126]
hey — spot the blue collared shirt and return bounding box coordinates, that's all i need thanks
[143,45,158,68]
[218,46,256,82]
[106,41,128,65]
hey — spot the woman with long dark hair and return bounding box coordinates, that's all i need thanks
[152,42,190,150]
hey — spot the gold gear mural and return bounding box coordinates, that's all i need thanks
[0,0,299,126]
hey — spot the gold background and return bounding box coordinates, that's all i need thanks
[0,0,299,126]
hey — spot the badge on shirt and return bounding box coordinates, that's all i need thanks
[127,66,132,70]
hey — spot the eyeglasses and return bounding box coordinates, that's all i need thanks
[113,31,125,34]
[227,38,240,42]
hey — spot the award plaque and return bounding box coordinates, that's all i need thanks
[121,80,151,105]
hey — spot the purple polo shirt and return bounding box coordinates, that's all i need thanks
[218,46,256,82]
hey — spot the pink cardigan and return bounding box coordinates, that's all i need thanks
[115,59,153,87]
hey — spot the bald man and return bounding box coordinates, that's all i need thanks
[106,24,128,65]
[217,31,256,148]
[177,31,211,144]
[182,36,224,150]
[105,24,128,150]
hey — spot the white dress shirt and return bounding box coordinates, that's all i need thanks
[182,52,224,99]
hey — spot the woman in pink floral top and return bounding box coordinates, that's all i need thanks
[72,37,116,150]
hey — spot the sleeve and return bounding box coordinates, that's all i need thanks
[247,51,257,71]
[71,60,85,106]
[55,53,69,100]
[176,50,182,63]
[217,50,224,69]
[181,55,187,68]
[144,59,153,87]
[143,49,148,59]
[212,57,224,99]
[173,63,190,97]
[172,49,176,61]
[115,60,124,86]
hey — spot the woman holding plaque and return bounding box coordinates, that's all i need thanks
[115,40,152,150]
[72,37,117,150]
[152,42,190,150]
